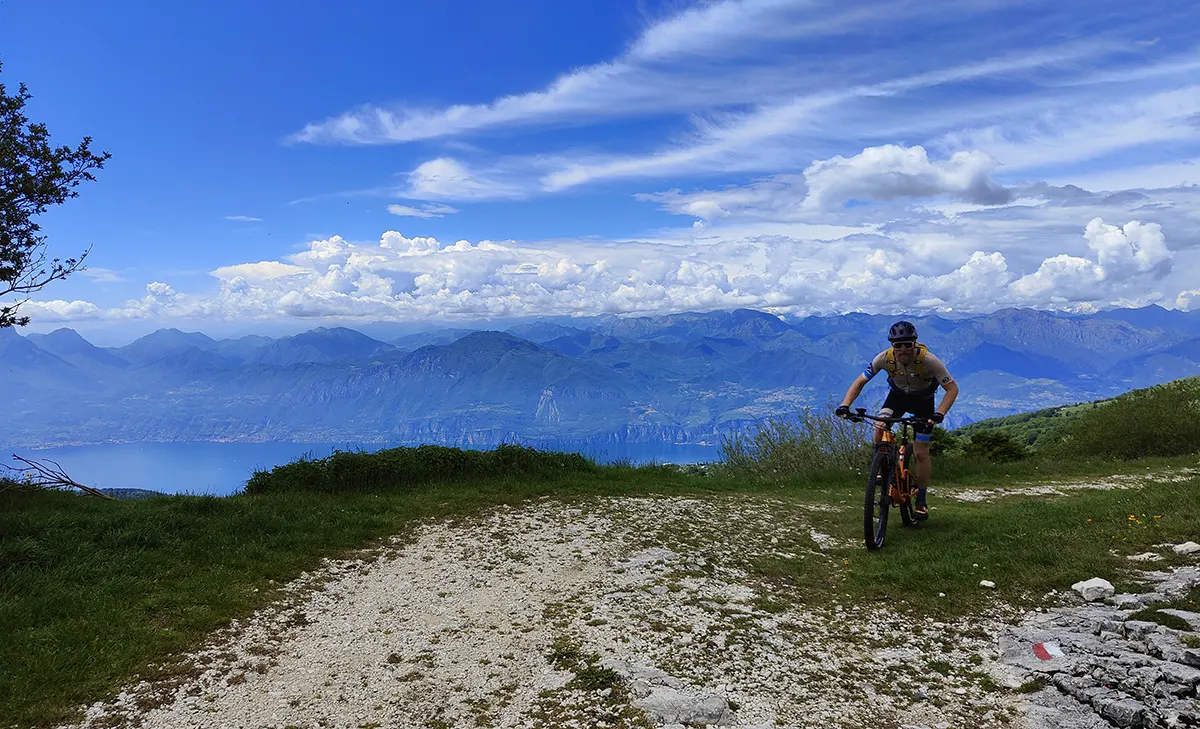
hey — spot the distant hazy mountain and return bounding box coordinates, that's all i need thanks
[26,328,130,370]
[251,327,394,366]
[115,328,221,366]
[2,306,1198,449]
[390,328,478,350]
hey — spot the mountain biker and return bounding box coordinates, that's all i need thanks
[835,320,958,521]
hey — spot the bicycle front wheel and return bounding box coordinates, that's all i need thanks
[864,447,891,550]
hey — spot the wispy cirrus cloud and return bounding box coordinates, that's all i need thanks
[224,215,264,223]
[387,202,460,218]
[79,268,129,284]
[287,0,915,146]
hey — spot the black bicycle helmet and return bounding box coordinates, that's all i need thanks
[888,320,918,342]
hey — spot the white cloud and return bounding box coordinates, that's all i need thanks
[1082,218,1171,278]
[30,205,1187,327]
[288,0,893,146]
[939,85,1200,177]
[145,282,177,298]
[1010,254,1101,300]
[379,231,441,255]
[408,158,524,200]
[801,145,1012,210]
[1009,217,1173,302]
[79,268,128,284]
[284,0,1200,222]
[1176,289,1200,311]
[387,203,459,218]
[20,299,102,321]
[211,261,309,282]
[224,215,263,223]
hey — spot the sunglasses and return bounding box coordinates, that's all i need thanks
[892,341,916,349]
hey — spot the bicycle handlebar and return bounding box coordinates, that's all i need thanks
[847,408,933,426]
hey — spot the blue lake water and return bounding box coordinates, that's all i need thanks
[4,441,722,496]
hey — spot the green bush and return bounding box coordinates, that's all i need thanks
[1049,379,1200,460]
[716,406,871,479]
[244,443,598,494]
[928,426,959,457]
[962,430,1028,463]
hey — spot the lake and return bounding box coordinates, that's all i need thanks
[3,441,722,496]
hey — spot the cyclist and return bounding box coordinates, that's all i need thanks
[835,320,958,521]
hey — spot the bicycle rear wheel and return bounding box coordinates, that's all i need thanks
[864,447,891,550]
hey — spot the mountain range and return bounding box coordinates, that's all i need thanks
[3,306,1199,449]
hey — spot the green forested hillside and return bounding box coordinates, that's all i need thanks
[954,376,1200,457]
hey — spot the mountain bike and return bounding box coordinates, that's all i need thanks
[848,409,928,550]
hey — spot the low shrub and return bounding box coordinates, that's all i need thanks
[716,406,871,479]
[962,430,1029,463]
[245,443,598,494]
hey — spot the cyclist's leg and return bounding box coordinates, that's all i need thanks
[910,394,936,519]
[876,389,903,443]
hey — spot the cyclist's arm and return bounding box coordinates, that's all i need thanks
[840,374,870,408]
[844,352,886,407]
[927,353,957,417]
[937,379,958,416]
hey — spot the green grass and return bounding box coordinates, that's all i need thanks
[819,474,1199,612]
[0,461,702,729]
[4,439,1200,728]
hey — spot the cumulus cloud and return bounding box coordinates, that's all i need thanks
[145,282,177,299]
[20,300,103,321]
[1081,218,1171,278]
[27,205,1186,329]
[1176,289,1200,311]
[211,261,309,282]
[801,145,1013,210]
[387,203,459,218]
[1010,217,1173,301]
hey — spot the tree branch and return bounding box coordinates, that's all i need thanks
[3,454,115,499]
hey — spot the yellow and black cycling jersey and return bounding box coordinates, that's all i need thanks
[863,343,955,396]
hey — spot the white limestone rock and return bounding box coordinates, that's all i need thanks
[1071,578,1115,602]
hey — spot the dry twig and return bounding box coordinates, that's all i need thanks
[3,454,114,499]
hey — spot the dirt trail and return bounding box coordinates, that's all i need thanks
[63,493,1040,729]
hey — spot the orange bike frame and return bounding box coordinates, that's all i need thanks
[879,428,913,503]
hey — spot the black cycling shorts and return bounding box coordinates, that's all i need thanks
[879,389,936,440]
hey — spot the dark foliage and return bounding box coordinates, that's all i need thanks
[962,430,1029,463]
[1,62,110,328]
[244,443,599,493]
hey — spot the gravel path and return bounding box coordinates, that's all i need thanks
[63,494,1036,729]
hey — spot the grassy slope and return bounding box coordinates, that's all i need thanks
[953,375,1200,448]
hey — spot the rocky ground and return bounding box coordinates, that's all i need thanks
[60,475,1200,729]
[996,562,1200,729]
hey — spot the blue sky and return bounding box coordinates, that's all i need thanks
[3,0,1199,343]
